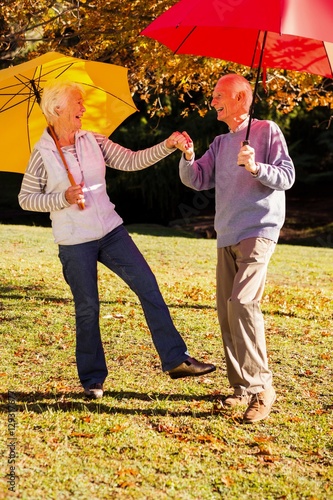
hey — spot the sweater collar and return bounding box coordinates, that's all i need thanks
[38,128,88,151]
[229,116,250,133]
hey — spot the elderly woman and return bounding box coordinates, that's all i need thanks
[19,80,215,399]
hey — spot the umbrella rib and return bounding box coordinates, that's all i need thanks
[78,82,137,110]
[50,62,76,80]
[0,95,31,113]
[173,26,197,54]
[250,31,262,69]
[0,75,40,112]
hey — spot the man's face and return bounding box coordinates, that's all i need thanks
[211,79,242,127]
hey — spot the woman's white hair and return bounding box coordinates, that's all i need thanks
[41,80,85,124]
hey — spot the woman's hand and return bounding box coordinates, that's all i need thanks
[65,184,85,207]
[166,131,194,160]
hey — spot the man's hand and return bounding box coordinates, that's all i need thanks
[237,143,258,174]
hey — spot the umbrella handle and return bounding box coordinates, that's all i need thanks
[48,126,85,210]
[238,140,249,167]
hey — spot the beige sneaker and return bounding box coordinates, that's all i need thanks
[243,387,276,423]
[223,392,251,408]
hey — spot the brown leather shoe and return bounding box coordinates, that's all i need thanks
[84,383,103,399]
[168,356,216,379]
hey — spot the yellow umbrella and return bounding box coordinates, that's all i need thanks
[0,52,138,174]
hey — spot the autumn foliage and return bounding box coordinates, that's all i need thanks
[1,0,333,118]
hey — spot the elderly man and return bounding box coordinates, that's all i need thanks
[176,73,295,423]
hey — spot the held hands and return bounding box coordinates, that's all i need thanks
[65,183,85,207]
[237,142,259,175]
[166,131,194,160]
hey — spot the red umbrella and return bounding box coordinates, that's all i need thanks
[141,0,333,141]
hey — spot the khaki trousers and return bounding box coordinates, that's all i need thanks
[216,237,276,394]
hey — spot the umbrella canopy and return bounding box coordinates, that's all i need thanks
[140,0,333,78]
[0,52,138,173]
[141,0,333,142]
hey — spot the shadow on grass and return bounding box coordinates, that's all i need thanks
[0,390,218,417]
[0,284,72,305]
[0,293,72,305]
[0,287,215,310]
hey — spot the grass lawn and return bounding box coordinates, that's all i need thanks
[0,223,332,499]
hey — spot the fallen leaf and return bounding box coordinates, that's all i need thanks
[107,425,125,433]
[117,469,138,477]
[288,416,303,422]
[119,481,136,488]
[229,463,246,470]
[257,445,274,455]
[81,415,91,423]
[70,432,95,438]
[257,454,280,463]
[196,434,218,443]
[253,435,276,443]
[221,476,234,487]
[313,409,328,415]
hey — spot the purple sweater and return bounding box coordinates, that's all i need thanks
[179,119,295,247]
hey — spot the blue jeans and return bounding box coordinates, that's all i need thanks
[58,225,188,388]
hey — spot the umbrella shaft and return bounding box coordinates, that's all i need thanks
[246,31,268,142]
[30,80,42,105]
[48,125,85,210]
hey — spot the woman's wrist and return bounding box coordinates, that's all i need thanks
[165,139,176,150]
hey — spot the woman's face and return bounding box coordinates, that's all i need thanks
[56,89,86,132]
